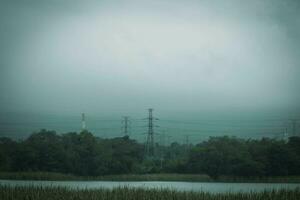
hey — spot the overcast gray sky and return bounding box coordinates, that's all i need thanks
[1,0,300,116]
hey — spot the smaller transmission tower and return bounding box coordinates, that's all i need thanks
[81,113,86,131]
[122,116,130,136]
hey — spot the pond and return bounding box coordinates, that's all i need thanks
[0,180,299,193]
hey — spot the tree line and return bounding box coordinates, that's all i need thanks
[0,129,300,178]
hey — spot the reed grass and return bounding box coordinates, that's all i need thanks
[0,185,299,200]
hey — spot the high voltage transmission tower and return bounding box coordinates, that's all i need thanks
[145,108,158,158]
[122,116,130,136]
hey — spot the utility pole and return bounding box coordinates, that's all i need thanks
[184,135,190,151]
[185,135,189,146]
[166,134,173,159]
[166,135,172,146]
[81,113,86,131]
[122,116,130,136]
[283,127,289,142]
[161,131,167,147]
[289,119,298,136]
[159,131,166,169]
[145,108,158,158]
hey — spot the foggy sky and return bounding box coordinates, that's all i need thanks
[1,0,300,116]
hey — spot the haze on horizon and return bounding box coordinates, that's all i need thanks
[0,0,300,118]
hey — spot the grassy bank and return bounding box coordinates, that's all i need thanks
[1,172,300,183]
[0,172,210,181]
[0,186,300,200]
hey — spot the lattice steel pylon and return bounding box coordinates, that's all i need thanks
[145,108,158,158]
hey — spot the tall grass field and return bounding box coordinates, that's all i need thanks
[0,186,299,200]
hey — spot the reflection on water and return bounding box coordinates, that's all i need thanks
[0,180,299,193]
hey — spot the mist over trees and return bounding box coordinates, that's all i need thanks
[0,130,300,178]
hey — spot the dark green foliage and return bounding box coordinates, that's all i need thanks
[0,130,300,178]
[187,136,300,178]
[0,130,143,176]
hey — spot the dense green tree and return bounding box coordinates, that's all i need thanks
[0,137,16,171]
[186,136,300,178]
[1,130,300,178]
